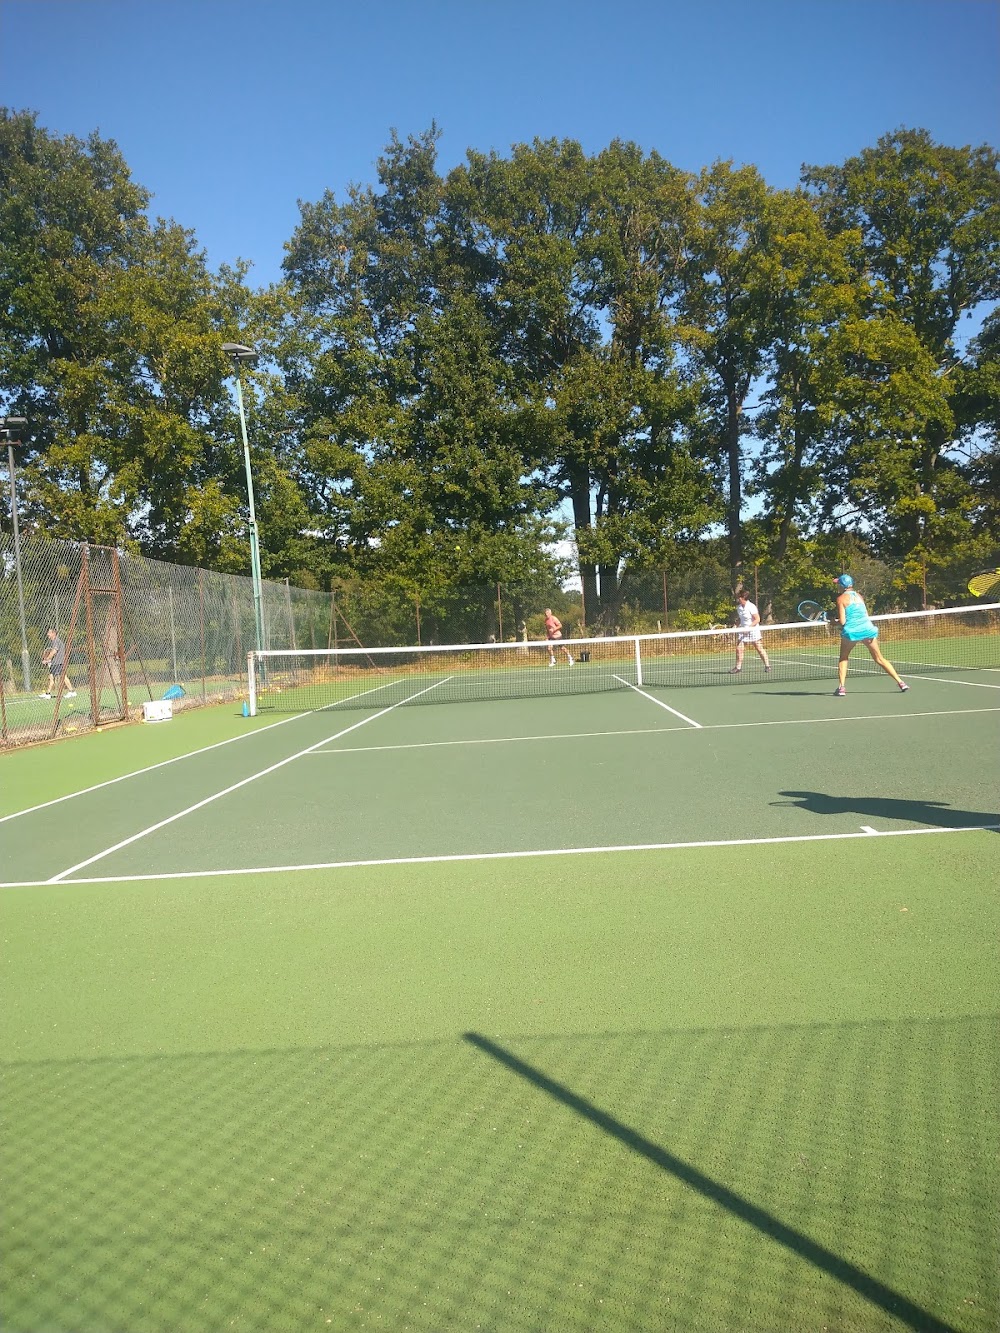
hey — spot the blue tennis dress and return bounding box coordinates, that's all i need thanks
[841,591,877,641]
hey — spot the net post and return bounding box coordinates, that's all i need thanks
[247,651,257,716]
[635,637,643,687]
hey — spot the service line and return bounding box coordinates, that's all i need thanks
[305,704,1000,756]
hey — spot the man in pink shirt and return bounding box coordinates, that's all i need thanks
[544,609,574,666]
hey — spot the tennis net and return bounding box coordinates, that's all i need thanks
[246,603,1000,714]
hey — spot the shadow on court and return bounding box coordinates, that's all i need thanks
[775,790,999,832]
[5,1020,994,1331]
[464,1032,960,1333]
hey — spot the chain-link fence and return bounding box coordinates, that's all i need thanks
[0,538,580,747]
[0,536,343,747]
[319,578,580,650]
[609,548,1000,634]
[5,533,995,747]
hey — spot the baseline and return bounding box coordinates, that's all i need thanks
[3,823,996,891]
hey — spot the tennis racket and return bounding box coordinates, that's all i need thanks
[967,568,1000,601]
[797,599,829,622]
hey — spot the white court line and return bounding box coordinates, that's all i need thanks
[714,705,1000,727]
[612,675,702,728]
[6,698,999,823]
[769,655,1000,690]
[893,657,1000,674]
[2,822,997,890]
[303,705,1000,756]
[0,676,407,828]
[309,727,674,753]
[903,673,1000,690]
[861,825,879,834]
[44,677,454,884]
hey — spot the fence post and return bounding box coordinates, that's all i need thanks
[7,438,32,691]
[83,546,100,724]
[247,651,257,717]
[168,585,179,684]
[111,549,129,719]
[284,578,297,650]
[198,569,206,700]
[232,593,244,690]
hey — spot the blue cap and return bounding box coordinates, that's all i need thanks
[837,574,853,588]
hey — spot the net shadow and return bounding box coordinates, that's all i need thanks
[3,1018,996,1331]
[463,1032,965,1333]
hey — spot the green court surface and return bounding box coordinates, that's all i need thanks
[1,667,998,1332]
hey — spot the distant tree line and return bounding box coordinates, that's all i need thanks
[2,108,998,626]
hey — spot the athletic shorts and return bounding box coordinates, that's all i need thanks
[738,629,762,643]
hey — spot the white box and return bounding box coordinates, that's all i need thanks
[143,699,173,723]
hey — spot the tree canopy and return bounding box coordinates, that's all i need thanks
[2,109,998,626]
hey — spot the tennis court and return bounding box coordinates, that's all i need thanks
[2,612,999,1331]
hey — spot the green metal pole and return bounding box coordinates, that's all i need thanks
[233,371,265,656]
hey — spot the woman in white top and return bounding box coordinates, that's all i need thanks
[729,590,771,674]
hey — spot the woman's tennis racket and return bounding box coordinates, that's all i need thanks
[797,599,829,622]
[968,568,1000,601]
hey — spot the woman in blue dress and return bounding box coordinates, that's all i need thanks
[833,575,909,697]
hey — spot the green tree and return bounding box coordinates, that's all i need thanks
[451,138,715,627]
[802,128,1000,603]
[282,128,570,613]
[746,193,864,613]
[0,107,299,575]
[677,163,812,589]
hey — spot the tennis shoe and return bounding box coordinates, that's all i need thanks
[567,654,574,665]
[728,667,742,674]
[548,660,555,667]
[39,692,51,699]
[65,690,77,698]
[764,665,771,673]
[834,686,846,697]
[898,681,909,692]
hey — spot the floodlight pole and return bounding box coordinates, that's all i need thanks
[1,418,31,691]
[222,345,265,657]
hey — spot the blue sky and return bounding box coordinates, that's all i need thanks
[2,0,998,288]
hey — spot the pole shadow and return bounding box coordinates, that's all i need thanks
[775,790,999,832]
[463,1032,958,1333]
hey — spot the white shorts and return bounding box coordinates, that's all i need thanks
[738,629,762,644]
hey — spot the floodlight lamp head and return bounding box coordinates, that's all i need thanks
[0,416,28,441]
[222,342,259,365]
